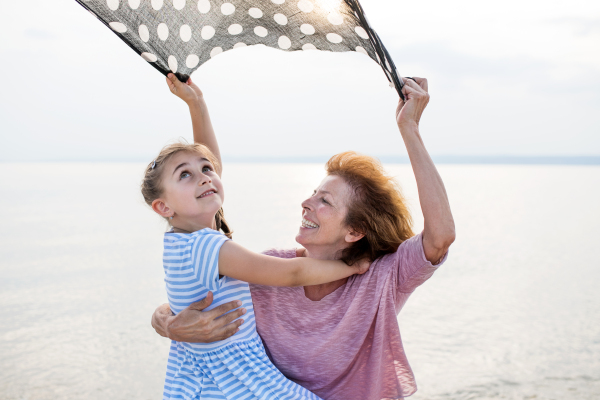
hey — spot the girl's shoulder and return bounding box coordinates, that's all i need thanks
[164,227,226,241]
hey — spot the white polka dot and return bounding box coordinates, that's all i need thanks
[300,23,315,35]
[128,0,140,9]
[186,54,199,68]
[233,42,247,48]
[302,43,317,50]
[248,7,262,18]
[168,55,178,72]
[278,35,291,49]
[327,13,343,25]
[228,24,243,35]
[297,0,313,12]
[173,0,186,10]
[355,26,369,39]
[141,52,157,62]
[197,0,210,13]
[139,24,149,42]
[109,22,127,33]
[273,13,288,25]
[107,0,119,11]
[180,24,192,41]
[271,0,285,4]
[254,26,268,37]
[210,47,223,58]
[157,23,169,40]
[201,25,215,40]
[221,3,235,15]
[326,33,342,43]
[355,46,368,55]
[151,0,163,10]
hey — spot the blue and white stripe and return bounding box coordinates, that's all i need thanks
[162,228,321,400]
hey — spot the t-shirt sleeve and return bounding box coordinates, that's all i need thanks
[189,231,230,291]
[391,232,448,294]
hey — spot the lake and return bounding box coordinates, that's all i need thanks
[0,163,598,399]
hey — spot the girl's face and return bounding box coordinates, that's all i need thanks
[153,151,224,232]
[296,175,362,256]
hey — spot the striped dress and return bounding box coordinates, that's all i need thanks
[162,228,322,400]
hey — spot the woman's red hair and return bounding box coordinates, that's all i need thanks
[326,151,414,265]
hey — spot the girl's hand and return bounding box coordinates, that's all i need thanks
[166,73,204,105]
[396,77,429,131]
[354,258,372,275]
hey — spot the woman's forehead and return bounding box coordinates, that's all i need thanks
[317,175,351,197]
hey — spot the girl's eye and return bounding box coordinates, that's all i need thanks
[180,171,191,179]
[202,166,212,172]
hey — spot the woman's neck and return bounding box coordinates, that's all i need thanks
[301,245,348,301]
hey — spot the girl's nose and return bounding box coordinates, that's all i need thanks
[198,173,212,185]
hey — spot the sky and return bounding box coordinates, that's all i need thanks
[0,0,598,161]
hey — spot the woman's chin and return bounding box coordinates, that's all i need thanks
[295,227,317,246]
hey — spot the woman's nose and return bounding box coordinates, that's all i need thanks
[301,198,313,211]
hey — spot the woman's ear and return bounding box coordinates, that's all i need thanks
[345,229,365,243]
[152,198,173,219]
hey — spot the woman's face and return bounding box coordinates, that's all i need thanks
[296,174,358,254]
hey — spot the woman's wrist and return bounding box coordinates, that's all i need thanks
[397,120,419,135]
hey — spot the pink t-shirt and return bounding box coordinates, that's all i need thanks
[249,233,447,400]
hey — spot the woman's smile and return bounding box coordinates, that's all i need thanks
[301,217,319,229]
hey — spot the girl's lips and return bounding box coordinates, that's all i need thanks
[197,190,216,199]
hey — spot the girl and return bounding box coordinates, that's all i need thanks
[141,102,368,399]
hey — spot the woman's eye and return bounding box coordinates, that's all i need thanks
[321,198,330,205]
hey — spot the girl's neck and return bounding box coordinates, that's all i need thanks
[171,221,216,234]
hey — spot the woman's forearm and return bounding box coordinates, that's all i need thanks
[400,124,455,263]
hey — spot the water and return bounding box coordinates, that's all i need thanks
[0,163,598,400]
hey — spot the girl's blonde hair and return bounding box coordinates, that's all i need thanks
[326,151,414,265]
[141,142,233,239]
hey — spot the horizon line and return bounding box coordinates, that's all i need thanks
[1,155,600,165]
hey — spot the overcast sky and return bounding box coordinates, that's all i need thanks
[0,0,598,161]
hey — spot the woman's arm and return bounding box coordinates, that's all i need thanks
[166,74,222,176]
[151,293,246,342]
[396,78,455,264]
[218,241,369,286]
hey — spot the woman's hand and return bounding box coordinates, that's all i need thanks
[396,77,429,131]
[151,292,246,343]
[166,73,204,105]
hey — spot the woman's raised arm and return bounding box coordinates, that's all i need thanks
[396,78,455,264]
[166,73,222,176]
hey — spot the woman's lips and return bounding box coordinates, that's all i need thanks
[301,217,319,229]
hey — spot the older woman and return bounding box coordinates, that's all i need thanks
[152,75,455,399]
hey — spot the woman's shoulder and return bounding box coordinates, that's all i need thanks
[261,248,297,259]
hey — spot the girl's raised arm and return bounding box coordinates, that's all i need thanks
[166,73,222,176]
[218,241,368,287]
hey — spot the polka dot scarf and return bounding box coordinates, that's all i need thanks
[76,0,405,99]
